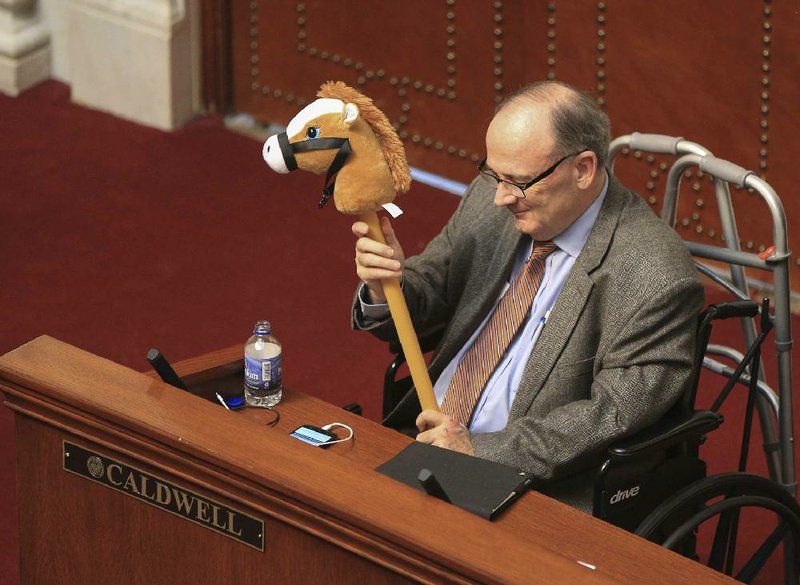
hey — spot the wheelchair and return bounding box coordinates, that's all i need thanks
[383,134,800,584]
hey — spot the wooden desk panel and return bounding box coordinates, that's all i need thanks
[173,344,735,585]
[1,336,735,584]
[14,416,412,584]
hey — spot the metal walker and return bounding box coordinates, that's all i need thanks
[608,133,798,583]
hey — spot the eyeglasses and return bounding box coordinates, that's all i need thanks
[477,150,588,199]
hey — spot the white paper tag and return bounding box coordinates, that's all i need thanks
[382,202,404,218]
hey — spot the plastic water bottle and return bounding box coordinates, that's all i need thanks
[244,321,282,407]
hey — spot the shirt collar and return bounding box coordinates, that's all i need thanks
[550,173,609,258]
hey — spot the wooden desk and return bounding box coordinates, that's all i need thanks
[0,336,735,584]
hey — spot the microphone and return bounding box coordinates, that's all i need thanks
[418,468,451,503]
[146,348,189,391]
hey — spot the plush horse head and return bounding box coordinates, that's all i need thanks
[260,82,438,412]
[262,81,411,214]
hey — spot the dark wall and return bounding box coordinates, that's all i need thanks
[220,0,800,290]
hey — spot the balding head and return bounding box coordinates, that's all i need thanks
[496,81,611,169]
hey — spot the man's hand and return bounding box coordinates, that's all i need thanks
[352,216,405,304]
[415,410,474,455]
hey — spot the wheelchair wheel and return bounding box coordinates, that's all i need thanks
[635,472,800,584]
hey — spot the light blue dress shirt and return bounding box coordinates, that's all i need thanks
[360,176,608,432]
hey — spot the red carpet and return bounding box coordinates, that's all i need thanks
[1,81,798,584]
[0,81,458,584]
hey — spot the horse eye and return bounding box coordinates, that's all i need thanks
[306,126,320,139]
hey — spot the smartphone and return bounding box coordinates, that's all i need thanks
[290,425,338,447]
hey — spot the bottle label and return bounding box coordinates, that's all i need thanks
[244,355,282,392]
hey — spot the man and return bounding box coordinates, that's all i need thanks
[351,81,704,511]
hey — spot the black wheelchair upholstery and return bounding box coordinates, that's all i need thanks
[591,300,755,532]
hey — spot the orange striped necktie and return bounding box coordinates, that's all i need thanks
[441,240,557,426]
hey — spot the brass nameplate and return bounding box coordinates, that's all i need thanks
[63,441,264,551]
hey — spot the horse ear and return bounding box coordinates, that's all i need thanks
[343,103,360,127]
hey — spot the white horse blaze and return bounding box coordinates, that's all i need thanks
[285,98,345,138]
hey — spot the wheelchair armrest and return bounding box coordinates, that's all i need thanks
[608,410,723,461]
[705,300,759,320]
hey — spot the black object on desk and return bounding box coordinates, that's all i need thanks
[418,468,451,503]
[146,348,189,391]
[376,442,532,520]
[147,348,247,411]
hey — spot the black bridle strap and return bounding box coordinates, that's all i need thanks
[278,133,349,169]
[319,140,352,208]
[291,137,350,153]
[276,131,298,171]
[275,132,352,208]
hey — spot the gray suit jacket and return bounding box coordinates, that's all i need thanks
[353,175,704,511]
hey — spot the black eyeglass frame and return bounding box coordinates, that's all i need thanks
[477,149,590,198]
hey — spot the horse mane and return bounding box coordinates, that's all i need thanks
[317,81,411,194]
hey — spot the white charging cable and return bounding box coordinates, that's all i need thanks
[321,422,354,445]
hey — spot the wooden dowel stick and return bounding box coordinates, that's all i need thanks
[359,211,439,412]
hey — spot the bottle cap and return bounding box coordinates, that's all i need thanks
[253,320,272,335]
